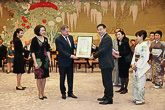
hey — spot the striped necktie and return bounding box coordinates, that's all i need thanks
[65,37,71,47]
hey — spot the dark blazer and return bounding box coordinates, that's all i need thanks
[0,44,7,59]
[0,44,7,67]
[93,33,114,69]
[24,45,31,59]
[55,35,75,67]
[13,37,24,59]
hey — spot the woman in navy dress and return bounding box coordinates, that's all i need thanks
[31,25,51,100]
[13,28,25,90]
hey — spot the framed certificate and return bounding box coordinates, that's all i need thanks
[76,36,93,58]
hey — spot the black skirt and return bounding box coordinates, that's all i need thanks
[118,58,130,78]
[119,69,129,78]
[13,58,25,74]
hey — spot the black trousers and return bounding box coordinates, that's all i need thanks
[28,58,33,70]
[24,58,33,71]
[59,65,73,95]
[79,58,90,67]
[101,68,113,99]
[0,59,2,67]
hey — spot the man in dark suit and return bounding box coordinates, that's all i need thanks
[0,38,7,70]
[90,24,120,105]
[24,40,33,73]
[55,25,78,99]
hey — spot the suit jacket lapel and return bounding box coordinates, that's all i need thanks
[60,35,69,46]
[99,33,107,47]
[60,35,72,49]
[68,35,73,49]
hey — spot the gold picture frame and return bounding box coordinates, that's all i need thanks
[76,36,93,58]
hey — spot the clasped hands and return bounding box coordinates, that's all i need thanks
[34,61,52,69]
[132,65,136,70]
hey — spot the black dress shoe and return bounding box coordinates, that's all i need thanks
[68,94,77,98]
[27,70,30,74]
[39,97,44,100]
[43,96,47,99]
[115,88,124,92]
[7,70,10,74]
[120,89,128,94]
[99,99,113,105]
[22,87,26,89]
[88,66,92,68]
[97,96,107,101]
[62,94,66,99]
[16,87,25,90]
[146,79,152,81]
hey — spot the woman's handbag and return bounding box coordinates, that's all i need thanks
[124,45,133,63]
[34,68,44,79]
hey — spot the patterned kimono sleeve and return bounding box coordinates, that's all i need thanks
[131,46,136,65]
[136,44,149,69]
[159,41,165,61]
[149,42,153,52]
[160,43,164,61]
[161,42,165,62]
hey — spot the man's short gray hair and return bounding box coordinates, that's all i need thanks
[61,25,69,31]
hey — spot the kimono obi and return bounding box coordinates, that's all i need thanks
[152,49,162,57]
[135,54,140,62]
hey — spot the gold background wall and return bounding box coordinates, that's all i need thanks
[0,0,165,42]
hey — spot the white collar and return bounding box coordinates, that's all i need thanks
[101,33,107,39]
[62,35,68,39]
[156,40,159,43]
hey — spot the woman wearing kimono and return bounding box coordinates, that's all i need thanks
[131,30,150,105]
[146,32,155,81]
[149,30,164,89]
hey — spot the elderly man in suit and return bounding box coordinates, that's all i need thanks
[0,38,7,70]
[55,25,78,99]
[90,24,120,105]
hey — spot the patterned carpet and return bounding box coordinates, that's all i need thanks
[0,67,164,110]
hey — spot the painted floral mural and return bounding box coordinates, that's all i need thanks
[0,0,155,49]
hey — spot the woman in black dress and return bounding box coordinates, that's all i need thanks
[115,31,132,94]
[13,28,25,90]
[31,25,51,100]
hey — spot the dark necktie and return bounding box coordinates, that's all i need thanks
[65,37,70,47]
